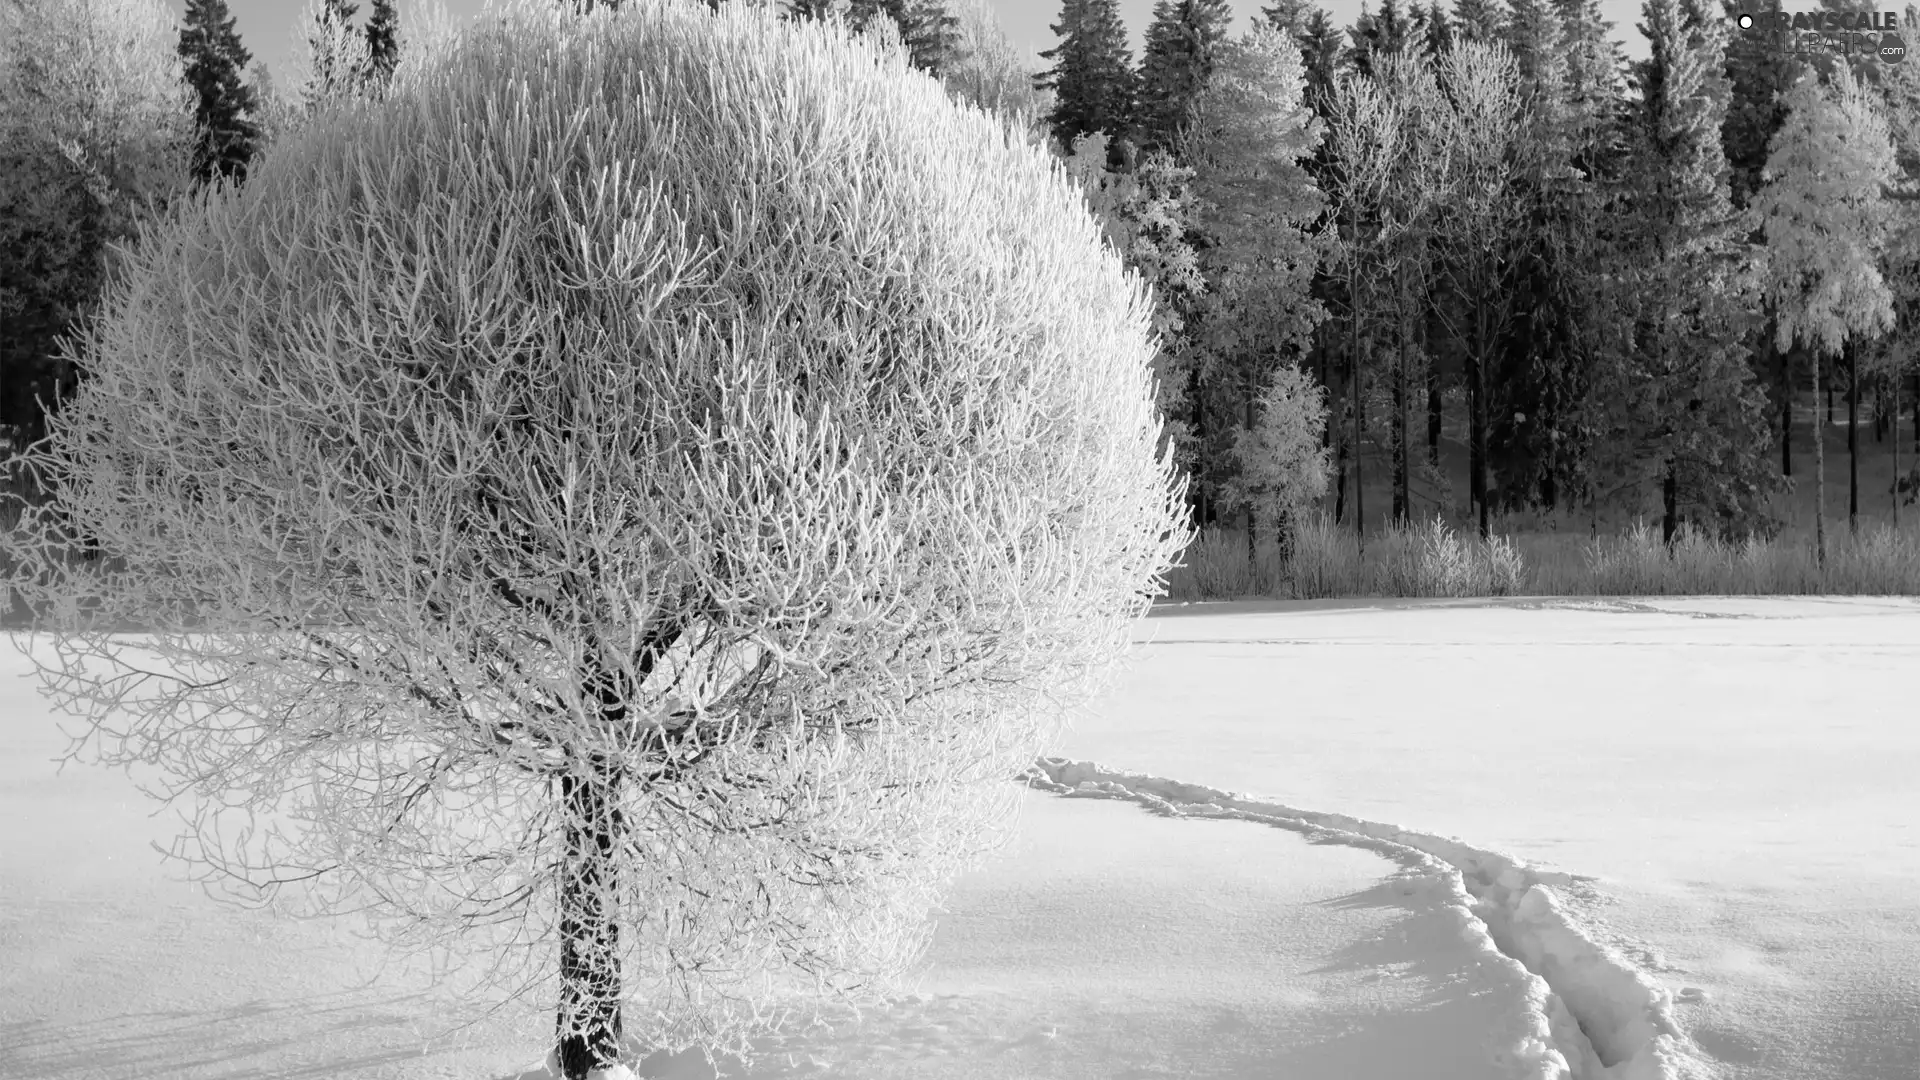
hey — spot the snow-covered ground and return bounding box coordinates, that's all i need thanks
[2,597,1915,1079]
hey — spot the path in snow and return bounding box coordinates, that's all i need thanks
[1062,595,1920,1080]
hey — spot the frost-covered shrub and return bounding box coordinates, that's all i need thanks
[0,1,1190,1075]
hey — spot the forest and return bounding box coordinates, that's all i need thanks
[4,0,1918,596]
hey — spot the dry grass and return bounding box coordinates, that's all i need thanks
[1162,511,1920,600]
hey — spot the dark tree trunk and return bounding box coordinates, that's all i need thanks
[1334,409,1349,525]
[1393,258,1410,527]
[557,754,625,1080]
[1876,374,1887,443]
[1779,326,1792,478]
[1352,269,1365,553]
[1662,460,1678,547]
[1425,306,1441,467]
[1848,337,1858,535]
[1827,373,1834,424]
[1245,396,1258,593]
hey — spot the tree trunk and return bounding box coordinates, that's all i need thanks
[1245,395,1258,594]
[1352,268,1366,554]
[1191,368,1205,529]
[1881,367,1896,526]
[1470,262,1491,541]
[557,756,625,1080]
[1393,257,1410,527]
[1848,337,1858,536]
[1426,308,1441,468]
[1334,417,1348,524]
[1779,329,1792,478]
[1814,346,1828,569]
[1662,460,1678,547]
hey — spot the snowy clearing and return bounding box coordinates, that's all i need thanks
[2,596,1915,1079]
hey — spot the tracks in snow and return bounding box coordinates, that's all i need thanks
[1018,757,1719,1080]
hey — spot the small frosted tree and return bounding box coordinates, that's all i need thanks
[1220,360,1333,577]
[0,2,1189,1078]
[1748,63,1900,566]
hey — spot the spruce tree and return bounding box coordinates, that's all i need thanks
[1294,8,1348,113]
[1617,0,1777,542]
[1136,0,1236,159]
[1452,0,1507,44]
[1422,2,1456,58]
[361,0,402,93]
[1033,0,1138,165]
[176,0,262,192]
[847,0,960,76]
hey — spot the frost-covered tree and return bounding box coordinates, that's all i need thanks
[1060,130,1208,470]
[1179,21,1330,568]
[1220,361,1333,572]
[292,0,376,119]
[1426,40,1526,538]
[939,0,1053,147]
[1325,58,1408,546]
[0,2,1189,1078]
[1748,62,1900,562]
[0,0,198,447]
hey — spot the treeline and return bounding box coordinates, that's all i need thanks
[1033,0,1920,566]
[6,0,1919,564]
[0,0,1037,458]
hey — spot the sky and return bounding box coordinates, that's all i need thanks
[160,0,1666,100]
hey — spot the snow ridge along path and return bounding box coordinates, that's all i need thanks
[1020,757,1720,1080]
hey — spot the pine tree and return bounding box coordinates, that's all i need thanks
[175,0,261,192]
[1033,0,1138,164]
[1135,0,1236,159]
[361,0,402,93]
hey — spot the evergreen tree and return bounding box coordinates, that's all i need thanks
[1294,7,1348,113]
[175,0,261,192]
[1612,0,1777,542]
[1032,0,1138,165]
[1135,0,1236,159]
[361,0,402,93]
[847,0,960,76]
[1263,0,1315,37]
[1421,1,1456,58]
[1452,0,1507,43]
